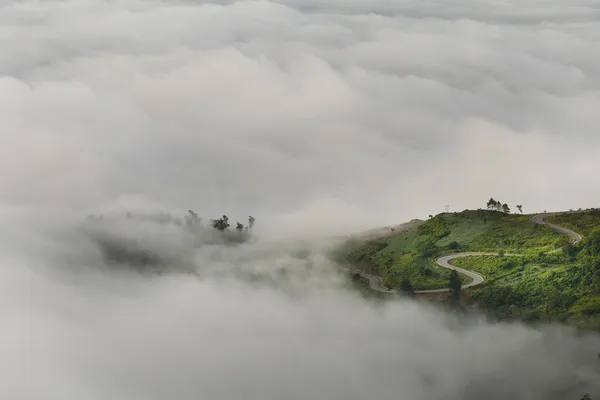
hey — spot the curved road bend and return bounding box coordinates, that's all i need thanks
[357,212,583,294]
[530,213,582,244]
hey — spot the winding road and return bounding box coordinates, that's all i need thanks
[357,212,583,294]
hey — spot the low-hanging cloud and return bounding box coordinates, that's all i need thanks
[2,217,600,399]
[2,0,600,398]
[2,0,600,229]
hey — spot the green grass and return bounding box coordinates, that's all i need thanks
[334,209,565,291]
[435,210,567,252]
[546,209,600,238]
[340,230,456,290]
[453,247,600,329]
[452,254,526,277]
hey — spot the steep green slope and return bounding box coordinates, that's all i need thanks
[453,228,600,328]
[435,210,566,252]
[546,209,600,237]
[339,225,455,290]
[336,209,567,290]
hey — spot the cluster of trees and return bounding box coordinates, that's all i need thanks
[486,198,523,214]
[185,210,256,233]
[211,214,255,232]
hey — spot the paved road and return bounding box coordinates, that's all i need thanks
[416,253,489,294]
[530,213,582,243]
[356,212,582,294]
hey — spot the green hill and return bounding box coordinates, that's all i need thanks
[335,208,600,329]
[545,209,600,237]
[336,209,567,290]
[453,210,600,328]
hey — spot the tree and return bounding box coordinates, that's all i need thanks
[248,216,256,230]
[502,203,510,213]
[236,222,244,232]
[449,270,461,301]
[448,241,459,250]
[516,205,523,213]
[581,394,591,400]
[400,279,415,296]
[186,210,201,229]
[498,249,505,257]
[211,215,230,231]
[486,198,508,212]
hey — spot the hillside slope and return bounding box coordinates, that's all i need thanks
[454,210,600,328]
[545,209,600,237]
[336,208,600,329]
[336,209,567,290]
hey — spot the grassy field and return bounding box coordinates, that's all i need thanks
[546,209,600,238]
[435,210,567,252]
[334,209,567,290]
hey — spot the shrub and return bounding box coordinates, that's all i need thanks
[447,241,459,250]
[503,260,516,270]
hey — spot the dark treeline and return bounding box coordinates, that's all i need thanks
[486,198,522,214]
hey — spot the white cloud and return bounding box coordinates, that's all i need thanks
[0,0,598,226]
[1,1,600,398]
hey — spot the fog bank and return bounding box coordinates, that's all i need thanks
[1,217,599,399]
[2,0,600,398]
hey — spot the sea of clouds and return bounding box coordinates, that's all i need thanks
[1,0,600,398]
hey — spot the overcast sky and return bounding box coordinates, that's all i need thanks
[2,1,600,399]
[2,0,600,235]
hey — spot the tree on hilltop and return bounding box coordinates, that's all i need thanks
[516,205,523,213]
[248,216,256,230]
[236,222,244,232]
[487,198,498,210]
[485,198,511,213]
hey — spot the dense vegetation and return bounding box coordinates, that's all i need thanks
[453,212,600,329]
